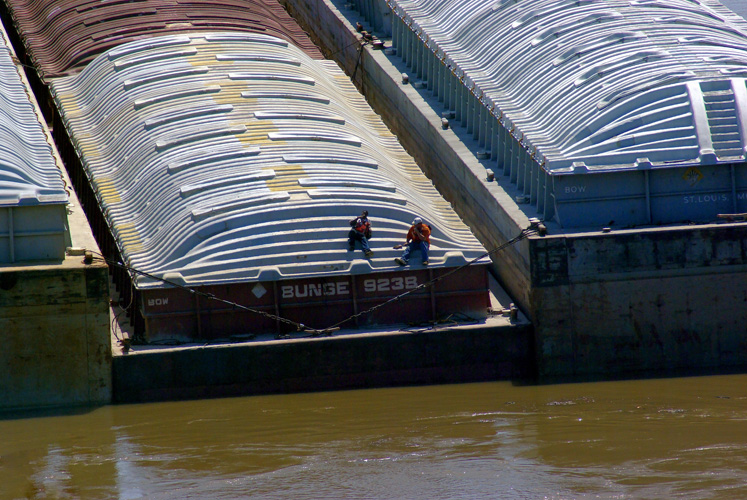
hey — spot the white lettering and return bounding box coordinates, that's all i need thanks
[147,298,169,306]
[363,277,419,293]
[738,192,747,200]
[564,186,586,194]
[281,279,417,298]
[280,282,351,299]
[683,194,728,204]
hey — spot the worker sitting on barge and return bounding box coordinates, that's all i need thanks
[395,217,430,266]
[348,210,374,258]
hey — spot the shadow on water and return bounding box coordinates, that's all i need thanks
[6,359,745,420]
[534,364,747,387]
[0,404,105,422]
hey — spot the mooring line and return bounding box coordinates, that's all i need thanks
[91,222,541,341]
[325,225,538,330]
[91,252,314,334]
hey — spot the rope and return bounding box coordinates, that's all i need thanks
[351,39,371,82]
[90,252,314,334]
[325,226,537,330]
[92,224,539,340]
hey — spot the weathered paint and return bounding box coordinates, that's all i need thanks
[0,19,111,410]
[282,0,747,380]
[529,226,747,377]
[0,264,111,410]
[140,264,490,341]
[112,320,533,403]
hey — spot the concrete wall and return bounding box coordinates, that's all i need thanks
[0,28,112,410]
[112,322,533,403]
[530,225,747,378]
[0,262,111,410]
[282,0,747,379]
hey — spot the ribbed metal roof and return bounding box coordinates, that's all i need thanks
[51,33,487,288]
[0,33,67,207]
[3,0,322,79]
[387,0,747,172]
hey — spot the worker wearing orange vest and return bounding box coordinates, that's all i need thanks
[348,210,374,258]
[395,217,430,266]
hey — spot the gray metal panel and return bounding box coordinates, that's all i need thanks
[51,33,488,288]
[380,0,747,227]
[387,0,747,169]
[720,0,747,20]
[0,29,69,263]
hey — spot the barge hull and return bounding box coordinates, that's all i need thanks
[141,265,490,341]
[281,0,747,379]
[112,320,533,403]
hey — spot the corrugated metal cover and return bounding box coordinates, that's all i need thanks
[3,0,323,78]
[387,0,747,171]
[0,28,69,262]
[51,33,488,288]
[0,39,67,206]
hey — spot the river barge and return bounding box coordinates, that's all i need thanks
[1,0,496,345]
[0,21,110,410]
[281,0,747,377]
[6,0,746,409]
[48,32,492,342]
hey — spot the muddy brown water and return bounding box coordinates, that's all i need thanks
[1,374,745,499]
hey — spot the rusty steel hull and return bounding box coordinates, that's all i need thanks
[140,265,490,341]
[1,0,322,80]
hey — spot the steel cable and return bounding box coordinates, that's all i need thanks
[91,224,538,339]
[325,225,537,330]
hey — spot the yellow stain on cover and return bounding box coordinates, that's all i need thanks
[265,164,307,192]
[186,40,218,67]
[237,120,280,146]
[116,223,143,253]
[59,97,82,119]
[212,80,243,105]
[77,137,100,159]
[96,179,121,204]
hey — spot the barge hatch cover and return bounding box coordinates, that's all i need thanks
[1,0,323,80]
[50,33,492,341]
[376,0,747,228]
[0,26,69,263]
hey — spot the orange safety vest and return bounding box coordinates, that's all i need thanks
[354,218,369,233]
[352,217,371,238]
[407,223,430,244]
